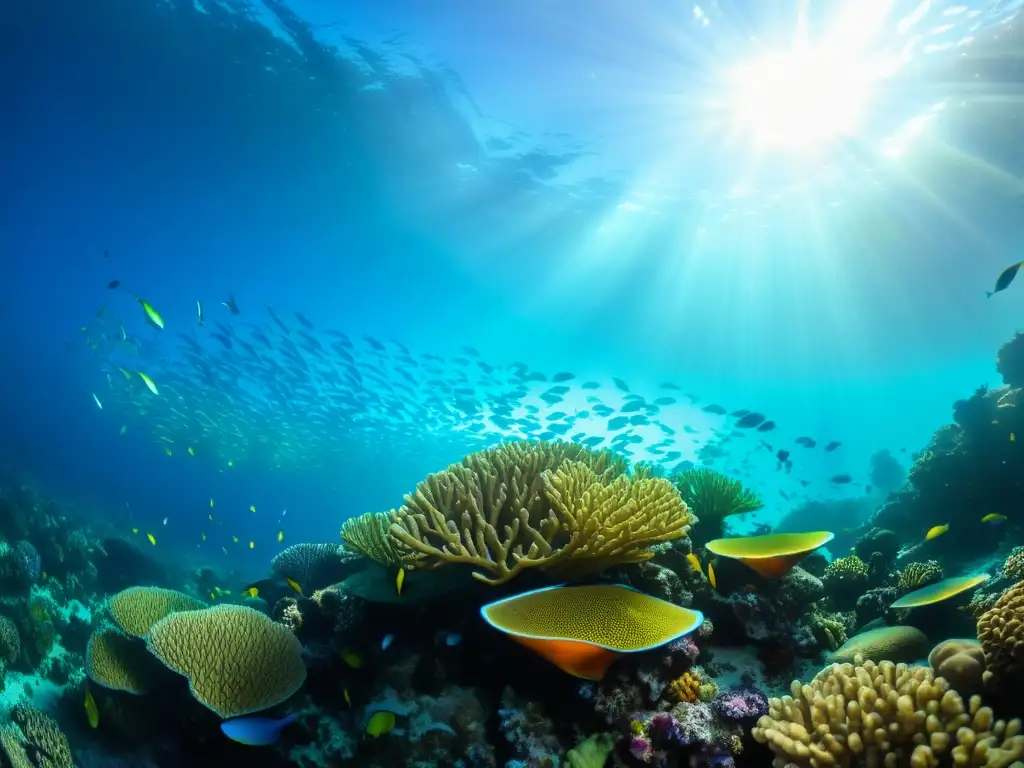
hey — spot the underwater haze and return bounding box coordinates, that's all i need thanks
[3,0,1024,765]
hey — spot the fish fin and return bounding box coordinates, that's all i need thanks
[986,291,993,298]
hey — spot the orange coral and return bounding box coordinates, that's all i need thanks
[667,671,701,703]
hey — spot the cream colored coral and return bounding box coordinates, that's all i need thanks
[751,654,1024,768]
[389,445,692,585]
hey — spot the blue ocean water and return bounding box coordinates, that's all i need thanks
[2,1,1024,764]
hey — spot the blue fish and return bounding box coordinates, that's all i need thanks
[381,633,395,650]
[220,713,298,746]
[445,632,462,647]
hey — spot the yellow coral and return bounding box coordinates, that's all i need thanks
[807,610,848,651]
[698,681,719,702]
[340,511,405,568]
[897,559,943,590]
[389,441,691,585]
[145,604,306,718]
[108,586,207,638]
[1,705,73,768]
[822,554,868,586]
[729,733,743,754]
[668,671,701,703]
[979,579,1024,690]
[85,625,156,694]
[752,654,1024,767]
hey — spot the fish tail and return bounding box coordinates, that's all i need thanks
[986,291,993,298]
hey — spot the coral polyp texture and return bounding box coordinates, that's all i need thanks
[389,441,692,585]
[1002,546,1024,580]
[1,705,73,768]
[107,585,207,637]
[752,655,1024,767]
[145,604,307,718]
[828,625,929,664]
[339,511,405,567]
[978,579,1024,690]
[85,624,156,694]
[896,560,943,591]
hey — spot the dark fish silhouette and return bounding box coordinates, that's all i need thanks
[702,404,727,415]
[795,436,817,448]
[987,261,1024,297]
[756,420,776,432]
[830,474,853,484]
[107,280,120,289]
[735,412,765,429]
[552,372,575,382]
[824,441,841,451]
[222,295,240,315]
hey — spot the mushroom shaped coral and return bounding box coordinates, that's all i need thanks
[145,604,306,718]
[827,625,929,664]
[108,586,207,638]
[929,638,986,698]
[753,655,1024,767]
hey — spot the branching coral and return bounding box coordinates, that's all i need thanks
[1,705,73,768]
[339,512,405,568]
[897,560,944,591]
[669,467,762,544]
[753,655,1024,767]
[806,610,848,651]
[389,441,691,585]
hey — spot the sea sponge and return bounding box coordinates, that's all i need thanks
[85,624,156,694]
[978,579,1024,690]
[145,604,306,718]
[668,671,702,703]
[0,704,73,768]
[752,655,1024,767]
[108,586,207,638]
[669,467,762,543]
[897,560,943,591]
[929,638,986,698]
[828,625,929,663]
[1002,546,1024,581]
[390,442,690,585]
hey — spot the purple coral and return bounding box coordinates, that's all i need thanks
[666,635,699,664]
[712,686,768,722]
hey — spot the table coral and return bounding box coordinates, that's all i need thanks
[85,625,155,694]
[145,604,306,718]
[753,655,1024,767]
[107,586,207,638]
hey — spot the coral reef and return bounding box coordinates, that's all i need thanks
[978,579,1024,691]
[753,655,1024,767]
[670,467,762,546]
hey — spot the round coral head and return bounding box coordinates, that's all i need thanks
[705,531,834,579]
[890,573,990,609]
[480,584,704,680]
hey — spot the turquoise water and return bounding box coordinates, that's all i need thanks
[2,1,1024,766]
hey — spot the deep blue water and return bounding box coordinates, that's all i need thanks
[2,0,1024,578]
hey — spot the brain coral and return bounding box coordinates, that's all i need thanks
[978,579,1024,690]
[85,625,156,694]
[929,638,986,698]
[108,586,207,638]
[145,604,306,718]
[752,655,1024,767]
[1002,546,1024,581]
[828,625,929,664]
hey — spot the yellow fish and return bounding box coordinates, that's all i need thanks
[1011,433,1016,442]
[249,505,256,513]
[366,711,396,738]
[277,530,284,543]
[84,688,99,729]
[285,577,303,596]
[135,298,165,329]
[201,532,207,541]
[164,448,172,457]
[685,553,701,572]
[341,650,362,669]
[396,568,406,596]
[344,688,352,708]
[208,513,213,521]
[188,447,195,456]
[707,562,717,590]
[131,527,139,535]
[243,587,259,598]
[210,498,215,507]
[137,371,159,395]
[210,591,217,600]
[249,541,254,549]
[981,513,1007,525]
[146,533,156,546]
[227,460,234,468]
[925,524,949,541]
[232,536,239,544]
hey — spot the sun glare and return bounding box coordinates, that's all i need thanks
[725,46,878,151]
